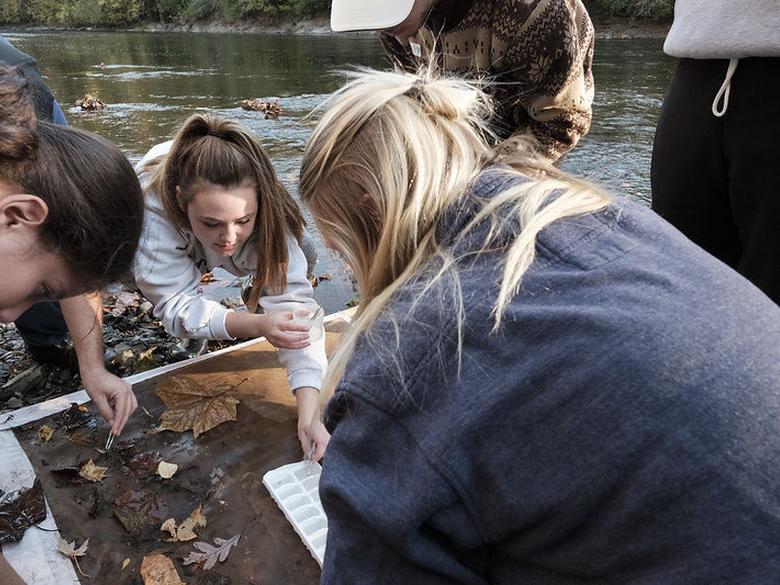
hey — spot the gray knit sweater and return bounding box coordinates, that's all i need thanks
[665,0,780,59]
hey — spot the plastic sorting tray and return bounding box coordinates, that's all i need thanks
[262,461,327,567]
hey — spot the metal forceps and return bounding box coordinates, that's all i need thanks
[307,442,316,476]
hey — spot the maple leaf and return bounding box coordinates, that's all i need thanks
[160,505,206,542]
[57,536,90,577]
[183,534,240,570]
[79,459,108,482]
[155,375,245,439]
[140,553,185,585]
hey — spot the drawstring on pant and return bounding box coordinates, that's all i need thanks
[712,58,739,117]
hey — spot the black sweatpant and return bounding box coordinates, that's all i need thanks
[651,57,780,305]
[15,302,68,349]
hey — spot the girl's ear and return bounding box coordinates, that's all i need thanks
[0,194,49,229]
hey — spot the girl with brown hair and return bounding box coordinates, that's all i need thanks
[134,113,328,459]
[0,63,144,436]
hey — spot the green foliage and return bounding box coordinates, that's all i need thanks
[585,0,674,19]
[0,0,22,23]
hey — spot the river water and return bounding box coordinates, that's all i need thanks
[4,31,676,312]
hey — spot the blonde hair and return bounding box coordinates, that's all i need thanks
[300,66,610,396]
[145,114,304,309]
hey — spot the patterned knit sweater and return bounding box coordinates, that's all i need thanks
[381,0,595,161]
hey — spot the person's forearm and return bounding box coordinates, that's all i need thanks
[224,311,265,339]
[60,293,106,377]
[295,386,321,420]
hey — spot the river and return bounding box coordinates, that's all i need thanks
[4,31,676,313]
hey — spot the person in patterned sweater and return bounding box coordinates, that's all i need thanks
[331,0,595,162]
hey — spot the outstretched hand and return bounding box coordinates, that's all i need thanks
[295,386,330,462]
[261,311,311,350]
[82,369,138,435]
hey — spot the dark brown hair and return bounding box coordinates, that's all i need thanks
[0,64,37,162]
[145,113,305,309]
[0,120,144,290]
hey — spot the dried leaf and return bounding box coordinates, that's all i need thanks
[155,376,241,439]
[134,347,160,374]
[122,558,130,570]
[58,536,90,577]
[113,489,169,536]
[183,534,240,570]
[79,459,108,482]
[159,505,206,542]
[140,553,185,585]
[37,424,55,443]
[0,479,47,545]
[156,460,178,479]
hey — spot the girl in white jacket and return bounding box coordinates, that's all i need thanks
[133,113,329,459]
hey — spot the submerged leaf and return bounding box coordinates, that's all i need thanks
[79,459,108,482]
[160,505,206,542]
[183,534,240,570]
[37,424,55,443]
[159,506,206,542]
[155,376,242,439]
[140,553,185,585]
[113,489,169,536]
[156,460,178,479]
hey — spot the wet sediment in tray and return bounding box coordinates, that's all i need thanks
[11,318,350,584]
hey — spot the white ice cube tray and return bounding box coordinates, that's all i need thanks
[262,461,327,567]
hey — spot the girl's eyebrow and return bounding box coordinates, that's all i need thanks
[197,212,255,222]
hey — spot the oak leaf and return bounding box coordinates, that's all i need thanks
[79,459,108,482]
[182,534,240,570]
[140,553,185,585]
[57,537,90,577]
[155,376,243,439]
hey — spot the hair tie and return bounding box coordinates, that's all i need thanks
[206,129,226,139]
[404,79,426,100]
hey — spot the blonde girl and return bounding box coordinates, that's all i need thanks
[134,114,328,458]
[300,66,780,583]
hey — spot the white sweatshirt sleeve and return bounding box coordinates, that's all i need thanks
[259,236,327,392]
